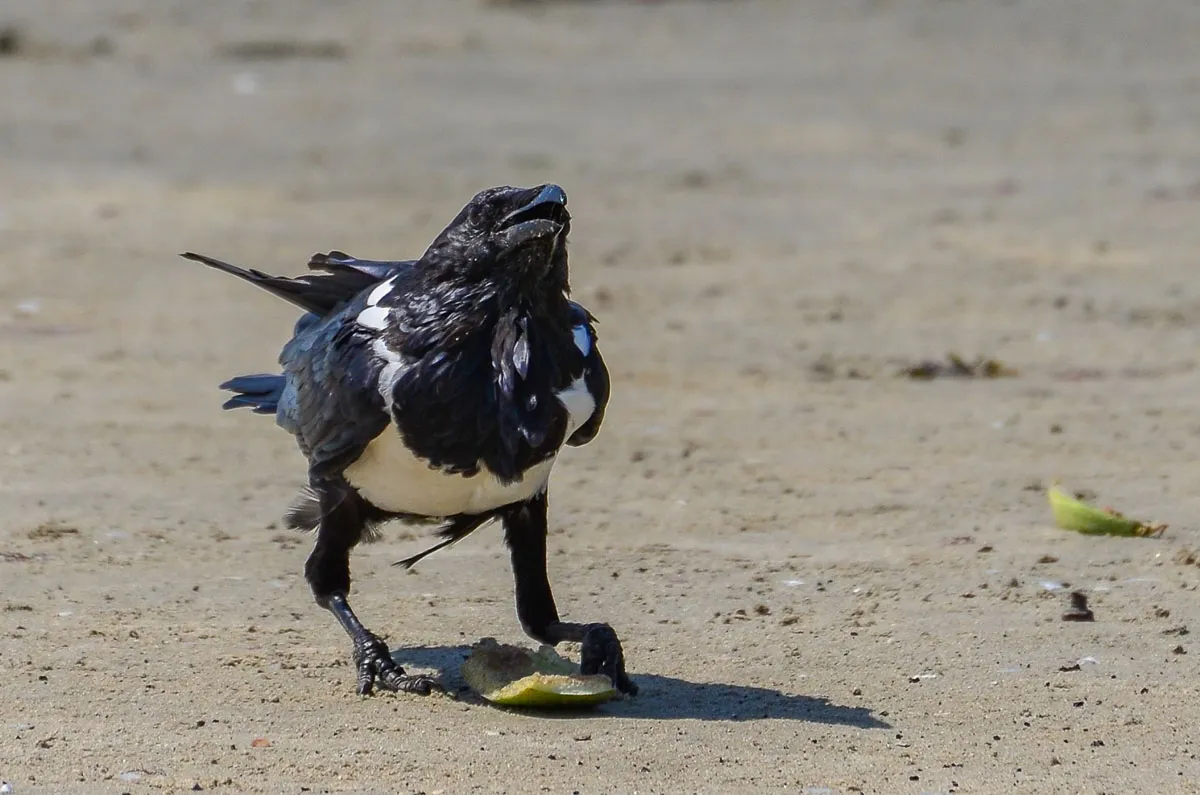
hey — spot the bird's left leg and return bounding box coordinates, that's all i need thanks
[305,479,441,696]
[502,492,637,695]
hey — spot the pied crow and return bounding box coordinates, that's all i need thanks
[183,184,634,696]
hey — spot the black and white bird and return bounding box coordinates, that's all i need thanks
[183,184,635,696]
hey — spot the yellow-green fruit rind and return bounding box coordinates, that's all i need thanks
[1047,486,1145,537]
[479,672,617,708]
[462,641,618,709]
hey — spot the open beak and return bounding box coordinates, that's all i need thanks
[498,184,570,249]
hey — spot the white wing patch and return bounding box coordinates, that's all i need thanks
[356,305,390,330]
[367,278,396,305]
[356,277,397,331]
[350,276,407,405]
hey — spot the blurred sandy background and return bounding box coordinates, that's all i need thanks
[2,1,1200,792]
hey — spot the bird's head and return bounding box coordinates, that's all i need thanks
[420,184,571,294]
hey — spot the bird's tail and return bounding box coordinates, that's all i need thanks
[219,373,285,414]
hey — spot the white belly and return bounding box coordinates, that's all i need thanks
[343,428,556,516]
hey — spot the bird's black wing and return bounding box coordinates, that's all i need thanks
[278,303,393,478]
[183,251,416,317]
[307,250,415,283]
[565,300,609,447]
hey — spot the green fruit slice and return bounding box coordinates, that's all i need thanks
[1047,485,1165,538]
[462,639,618,708]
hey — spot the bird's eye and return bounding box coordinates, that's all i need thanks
[466,197,498,230]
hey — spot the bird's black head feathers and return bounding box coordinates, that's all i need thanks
[419,184,571,295]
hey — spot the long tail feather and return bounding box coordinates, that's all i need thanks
[392,513,496,569]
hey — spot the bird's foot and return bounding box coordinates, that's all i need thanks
[579,623,637,696]
[352,633,443,696]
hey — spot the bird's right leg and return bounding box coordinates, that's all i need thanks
[304,481,441,696]
[503,493,636,695]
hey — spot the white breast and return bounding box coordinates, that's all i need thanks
[343,314,594,515]
[344,428,556,517]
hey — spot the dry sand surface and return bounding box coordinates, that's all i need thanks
[3,1,1200,793]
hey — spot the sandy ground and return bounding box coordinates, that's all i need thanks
[3,0,1200,792]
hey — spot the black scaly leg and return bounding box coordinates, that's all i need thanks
[502,491,637,695]
[305,479,441,696]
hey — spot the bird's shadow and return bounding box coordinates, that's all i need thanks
[393,645,890,728]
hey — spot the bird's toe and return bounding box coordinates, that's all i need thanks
[580,623,637,696]
[352,633,442,696]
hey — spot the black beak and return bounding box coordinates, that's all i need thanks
[500,184,569,229]
[527,183,567,210]
[497,184,570,250]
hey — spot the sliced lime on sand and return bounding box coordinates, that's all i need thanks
[462,638,618,708]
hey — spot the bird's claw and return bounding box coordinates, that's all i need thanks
[352,634,443,696]
[579,623,637,696]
